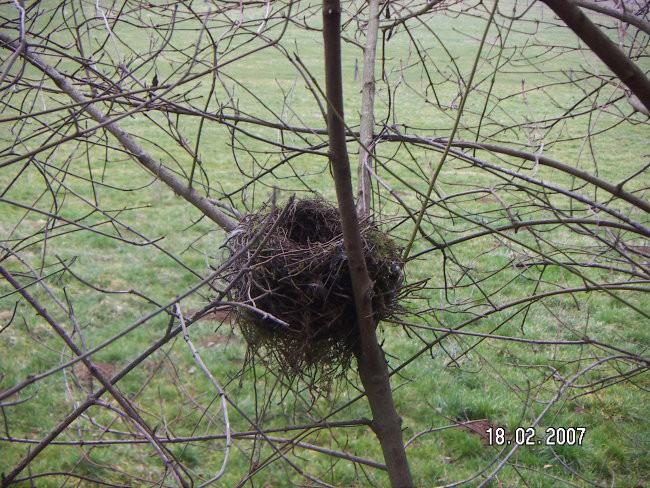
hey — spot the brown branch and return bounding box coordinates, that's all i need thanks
[322,1,414,486]
[0,430,386,472]
[239,435,386,470]
[394,320,650,363]
[573,0,650,36]
[0,32,237,232]
[540,0,650,113]
[0,420,372,446]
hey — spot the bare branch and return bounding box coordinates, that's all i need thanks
[323,0,413,485]
[356,0,380,217]
[0,33,238,232]
[540,0,650,112]
[573,0,650,35]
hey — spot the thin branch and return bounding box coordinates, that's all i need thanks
[443,139,650,214]
[381,0,445,32]
[177,304,230,487]
[0,265,191,488]
[402,0,500,260]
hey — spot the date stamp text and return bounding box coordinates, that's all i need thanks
[486,427,586,446]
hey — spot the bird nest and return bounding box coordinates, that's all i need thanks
[225,198,404,382]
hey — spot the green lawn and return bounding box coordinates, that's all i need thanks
[0,1,648,486]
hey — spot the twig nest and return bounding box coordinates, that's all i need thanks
[226,198,404,381]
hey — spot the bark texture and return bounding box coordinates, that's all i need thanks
[322,1,414,486]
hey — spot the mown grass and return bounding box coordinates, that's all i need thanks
[1,0,648,486]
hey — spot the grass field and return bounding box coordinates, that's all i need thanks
[0,0,648,486]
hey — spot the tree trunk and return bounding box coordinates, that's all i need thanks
[322,1,414,486]
[356,0,380,218]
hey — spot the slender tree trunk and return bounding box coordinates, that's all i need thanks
[322,1,414,486]
[540,0,650,112]
[356,0,380,218]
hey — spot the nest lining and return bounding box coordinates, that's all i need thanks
[226,198,404,380]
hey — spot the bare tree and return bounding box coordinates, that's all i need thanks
[1,0,648,487]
